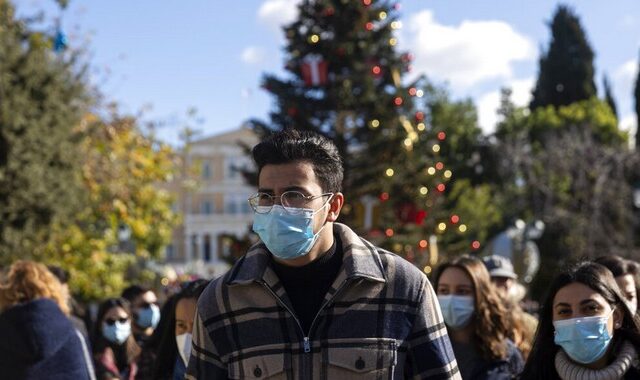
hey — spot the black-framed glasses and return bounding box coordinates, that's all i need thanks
[104,317,129,325]
[248,191,333,214]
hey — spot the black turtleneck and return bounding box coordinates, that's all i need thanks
[271,234,343,334]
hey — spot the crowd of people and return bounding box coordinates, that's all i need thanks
[1,129,640,379]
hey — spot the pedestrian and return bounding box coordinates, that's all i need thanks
[434,255,524,379]
[594,255,639,315]
[0,260,95,380]
[121,285,160,345]
[482,255,538,359]
[151,279,208,380]
[520,261,640,380]
[186,129,460,379]
[92,298,141,380]
[48,264,91,341]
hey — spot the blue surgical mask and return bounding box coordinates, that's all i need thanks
[136,304,160,329]
[553,311,614,364]
[438,295,475,329]
[252,203,329,260]
[102,320,131,345]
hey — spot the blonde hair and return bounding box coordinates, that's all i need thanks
[0,260,70,315]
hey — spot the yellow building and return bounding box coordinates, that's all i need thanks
[165,126,259,278]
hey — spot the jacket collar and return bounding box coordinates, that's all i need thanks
[227,223,387,286]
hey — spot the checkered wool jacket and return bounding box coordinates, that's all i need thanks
[186,223,460,379]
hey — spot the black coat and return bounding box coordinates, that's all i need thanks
[0,298,93,380]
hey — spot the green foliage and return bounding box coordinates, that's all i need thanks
[40,114,179,301]
[0,0,88,258]
[493,92,638,299]
[530,5,596,109]
[602,75,618,120]
[634,52,640,149]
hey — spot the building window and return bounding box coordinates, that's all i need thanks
[202,162,211,180]
[165,244,174,260]
[201,201,213,215]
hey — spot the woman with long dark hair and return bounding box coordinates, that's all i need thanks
[92,298,141,380]
[151,279,208,380]
[595,255,639,315]
[520,261,640,380]
[433,256,524,379]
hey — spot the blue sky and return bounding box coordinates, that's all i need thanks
[16,0,640,144]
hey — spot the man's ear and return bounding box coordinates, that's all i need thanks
[326,192,344,222]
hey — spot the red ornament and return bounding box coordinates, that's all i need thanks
[379,192,389,201]
[365,22,374,31]
[415,111,425,121]
[436,184,446,192]
[396,202,426,225]
[471,240,481,250]
[323,7,335,16]
[394,97,403,106]
[419,240,428,248]
[401,53,413,62]
[435,162,444,170]
[372,65,382,75]
[450,215,460,224]
[437,131,446,141]
[301,54,328,86]
[408,87,417,96]
[363,0,372,5]
[385,228,394,237]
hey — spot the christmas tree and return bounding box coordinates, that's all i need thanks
[252,0,492,269]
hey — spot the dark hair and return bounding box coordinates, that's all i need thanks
[92,298,140,365]
[594,255,639,277]
[121,284,150,303]
[520,262,640,380]
[252,129,343,193]
[152,280,209,379]
[433,256,511,361]
[47,265,69,284]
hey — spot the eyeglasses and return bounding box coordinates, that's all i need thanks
[104,317,129,325]
[248,191,333,214]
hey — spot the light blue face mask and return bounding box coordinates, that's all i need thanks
[136,303,160,329]
[252,202,330,260]
[553,310,614,364]
[438,295,475,329]
[102,320,131,345]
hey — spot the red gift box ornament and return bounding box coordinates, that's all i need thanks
[301,54,328,86]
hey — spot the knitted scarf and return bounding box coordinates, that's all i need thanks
[555,341,637,380]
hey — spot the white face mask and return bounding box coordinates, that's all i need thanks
[176,333,192,365]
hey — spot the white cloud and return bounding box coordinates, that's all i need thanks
[613,59,637,95]
[477,78,535,134]
[257,0,300,31]
[404,10,536,90]
[240,46,266,65]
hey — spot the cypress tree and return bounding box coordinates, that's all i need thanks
[603,74,618,120]
[530,5,597,109]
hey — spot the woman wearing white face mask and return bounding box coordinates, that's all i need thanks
[521,262,640,380]
[434,256,524,379]
[151,280,208,380]
[92,298,141,380]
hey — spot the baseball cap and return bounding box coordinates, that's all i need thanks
[482,255,517,279]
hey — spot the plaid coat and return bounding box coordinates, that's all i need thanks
[186,223,460,379]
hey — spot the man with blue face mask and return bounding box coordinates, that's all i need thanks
[187,129,460,379]
[121,285,160,345]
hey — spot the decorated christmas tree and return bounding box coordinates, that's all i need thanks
[251,0,494,269]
